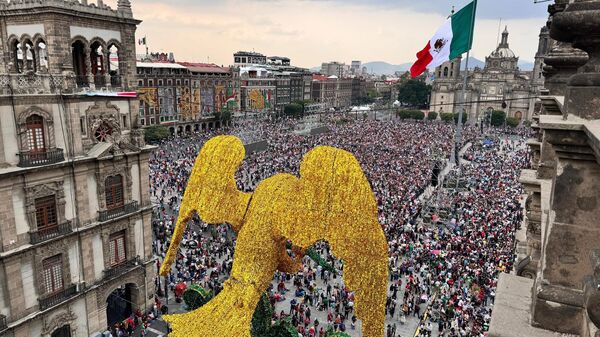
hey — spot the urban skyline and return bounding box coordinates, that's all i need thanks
[103,0,549,68]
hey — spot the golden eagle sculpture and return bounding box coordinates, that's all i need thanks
[159,135,388,337]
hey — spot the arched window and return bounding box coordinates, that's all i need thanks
[26,114,46,152]
[105,175,124,210]
[443,67,448,77]
[108,44,121,86]
[51,325,71,337]
[37,40,48,70]
[72,41,87,86]
[25,41,35,72]
[90,42,105,86]
[13,41,23,73]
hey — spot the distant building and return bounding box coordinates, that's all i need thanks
[430,27,544,121]
[136,62,237,134]
[311,75,352,109]
[267,56,291,67]
[351,61,361,75]
[320,62,345,77]
[233,51,267,66]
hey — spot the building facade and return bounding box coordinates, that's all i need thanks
[430,27,544,122]
[0,1,155,337]
[136,62,238,135]
[311,75,353,110]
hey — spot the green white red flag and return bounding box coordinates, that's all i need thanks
[410,0,477,78]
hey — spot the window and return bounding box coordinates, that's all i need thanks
[42,255,63,294]
[150,117,155,124]
[105,175,124,210]
[122,115,127,129]
[94,123,113,142]
[80,117,87,136]
[443,67,448,77]
[26,114,45,152]
[138,80,143,86]
[148,79,154,86]
[158,79,163,86]
[176,79,181,86]
[140,119,145,126]
[167,79,172,86]
[109,231,126,266]
[35,195,58,230]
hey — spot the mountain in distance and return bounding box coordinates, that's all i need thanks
[460,57,535,71]
[309,58,534,75]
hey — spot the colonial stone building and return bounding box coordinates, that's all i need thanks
[136,61,238,135]
[430,27,545,122]
[489,1,600,337]
[0,1,155,337]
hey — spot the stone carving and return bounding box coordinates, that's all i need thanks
[41,305,77,336]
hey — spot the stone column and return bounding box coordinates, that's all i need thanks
[84,46,93,89]
[104,50,111,88]
[21,43,29,72]
[552,0,600,119]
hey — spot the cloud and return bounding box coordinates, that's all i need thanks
[103,0,547,68]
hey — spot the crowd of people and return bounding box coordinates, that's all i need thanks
[147,115,531,337]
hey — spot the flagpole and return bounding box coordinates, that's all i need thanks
[453,0,477,169]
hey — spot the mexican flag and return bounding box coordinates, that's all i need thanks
[410,0,477,78]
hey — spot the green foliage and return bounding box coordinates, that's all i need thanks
[251,293,273,337]
[440,113,454,123]
[183,285,213,311]
[397,110,425,120]
[491,110,507,127]
[453,112,467,124]
[427,111,438,120]
[523,120,532,128]
[397,79,432,108]
[143,125,170,144]
[506,116,520,127]
[251,294,298,337]
[307,248,336,274]
[284,103,303,118]
[214,109,232,124]
[269,317,299,337]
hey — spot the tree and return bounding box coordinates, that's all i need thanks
[284,103,303,118]
[491,110,506,127]
[397,79,432,108]
[454,112,467,124]
[143,125,170,144]
[182,285,213,311]
[251,293,273,337]
[427,111,438,120]
[215,109,232,125]
[440,113,454,123]
[506,116,520,127]
[397,110,424,120]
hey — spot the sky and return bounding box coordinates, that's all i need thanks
[104,0,550,68]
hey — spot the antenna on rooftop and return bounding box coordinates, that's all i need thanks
[496,18,502,48]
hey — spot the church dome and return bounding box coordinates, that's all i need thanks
[490,26,517,59]
[492,47,516,58]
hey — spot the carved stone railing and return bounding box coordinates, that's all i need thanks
[30,221,72,245]
[0,74,74,95]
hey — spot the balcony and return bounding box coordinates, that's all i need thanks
[30,221,72,245]
[110,75,123,88]
[0,314,6,331]
[94,74,106,87]
[17,148,65,168]
[98,201,139,222]
[103,257,141,280]
[38,284,77,311]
